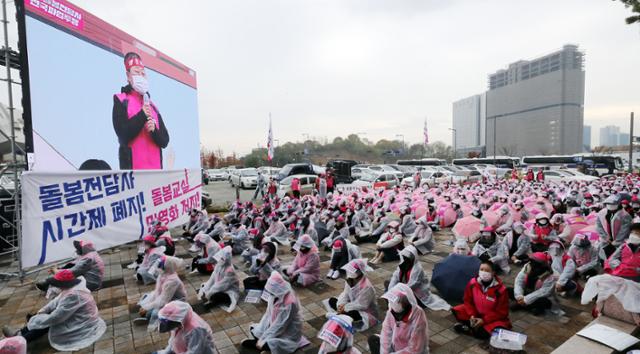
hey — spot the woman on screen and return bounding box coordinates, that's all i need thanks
[113,52,169,170]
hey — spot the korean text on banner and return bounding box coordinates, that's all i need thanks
[21,169,202,268]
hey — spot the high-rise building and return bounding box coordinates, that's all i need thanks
[583,125,591,152]
[619,133,630,146]
[452,93,486,155]
[485,45,585,156]
[599,125,620,147]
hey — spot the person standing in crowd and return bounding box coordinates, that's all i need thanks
[2,270,106,352]
[135,256,187,330]
[509,252,557,316]
[242,272,306,353]
[253,171,266,200]
[291,177,301,199]
[113,52,169,170]
[284,234,321,287]
[326,172,335,194]
[368,283,429,354]
[536,169,545,182]
[597,196,632,261]
[153,301,216,354]
[325,259,379,332]
[452,261,511,339]
[525,168,534,182]
[605,223,640,281]
[37,240,104,293]
[317,173,328,200]
[268,177,278,199]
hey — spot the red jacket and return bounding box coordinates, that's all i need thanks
[605,244,640,278]
[532,225,553,246]
[453,277,511,333]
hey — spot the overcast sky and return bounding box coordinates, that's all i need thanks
[11,1,640,154]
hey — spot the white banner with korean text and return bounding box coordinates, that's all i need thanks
[21,169,202,268]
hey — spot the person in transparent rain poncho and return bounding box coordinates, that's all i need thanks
[198,246,240,313]
[37,240,105,293]
[368,283,430,354]
[152,301,217,354]
[410,216,435,255]
[137,234,166,285]
[244,241,281,291]
[190,232,222,275]
[135,255,187,331]
[241,272,309,354]
[318,315,362,354]
[283,234,321,287]
[0,335,26,354]
[323,258,379,332]
[2,270,106,352]
[387,245,450,311]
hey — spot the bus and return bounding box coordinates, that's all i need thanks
[521,154,624,176]
[396,158,447,167]
[452,156,520,169]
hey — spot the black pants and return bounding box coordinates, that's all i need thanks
[578,268,599,280]
[241,337,270,352]
[208,292,231,306]
[602,243,617,259]
[354,234,379,244]
[455,319,496,339]
[328,297,363,322]
[19,326,49,343]
[368,335,381,354]
[191,256,213,275]
[293,190,301,199]
[507,287,552,315]
[243,276,267,291]
[381,247,400,262]
[531,243,548,253]
[330,251,349,271]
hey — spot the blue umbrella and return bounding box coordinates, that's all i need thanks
[431,254,480,303]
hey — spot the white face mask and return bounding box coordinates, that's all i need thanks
[390,301,404,312]
[549,247,562,257]
[131,74,149,95]
[478,270,493,282]
[538,220,548,226]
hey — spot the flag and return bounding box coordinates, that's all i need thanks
[423,119,429,145]
[267,114,274,161]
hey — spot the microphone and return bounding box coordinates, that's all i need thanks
[143,92,150,106]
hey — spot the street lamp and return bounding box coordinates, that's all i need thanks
[395,134,405,155]
[448,128,457,159]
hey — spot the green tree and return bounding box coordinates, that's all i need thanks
[613,0,640,24]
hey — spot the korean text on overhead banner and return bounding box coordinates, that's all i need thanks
[21,169,202,268]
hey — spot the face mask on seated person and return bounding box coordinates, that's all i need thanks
[346,272,362,288]
[390,300,411,322]
[158,318,182,333]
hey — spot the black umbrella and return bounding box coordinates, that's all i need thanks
[431,254,480,303]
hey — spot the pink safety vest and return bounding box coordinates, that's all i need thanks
[115,91,161,169]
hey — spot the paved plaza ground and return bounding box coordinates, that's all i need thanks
[0,228,597,354]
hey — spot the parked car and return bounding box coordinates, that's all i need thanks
[367,165,404,179]
[275,163,316,181]
[277,174,318,198]
[543,169,599,182]
[258,167,280,179]
[352,171,400,190]
[207,169,227,181]
[201,169,209,185]
[230,168,258,189]
[351,167,370,180]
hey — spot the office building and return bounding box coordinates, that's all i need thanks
[583,125,591,152]
[452,93,486,155]
[599,125,620,147]
[485,44,585,156]
[620,132,630,146]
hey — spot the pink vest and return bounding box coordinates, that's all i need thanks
[115,92,161,169]
[611,245,640,278]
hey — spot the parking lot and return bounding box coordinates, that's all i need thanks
[204,180,259,207]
